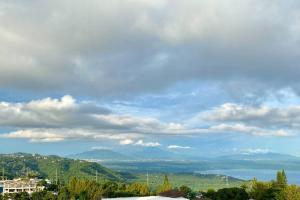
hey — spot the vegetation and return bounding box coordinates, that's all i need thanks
[1,153,300,200]
[0,153,123,183]
[202,169,300,200]
[1,170,300,200]
[0,177,150,200]
[156,175,172,193]
[130,172,246,191]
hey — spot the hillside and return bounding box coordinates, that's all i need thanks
[0,153,124,182]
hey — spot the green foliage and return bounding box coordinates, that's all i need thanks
[67,177,102,200]
[130,173,246,191]
[57,186,70,200]
[206,188,216,196]
[31,191,56,200]
[202,170,300,200]
[162,175,172,191]
[53,177,150,199]
[282,184,300,200]
[212,187,249,200]
[248,171,300,200]
[249,178,278,200]
[156,174,172,193]
[3,171,300,200]
[276,170,288,189]
[179,185,192,196]
[179,185,196,199]
[126,183,150,196]
[3,192,30,200]
[0,153,123,182]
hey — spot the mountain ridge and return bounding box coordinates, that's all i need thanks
[0,152,126,182]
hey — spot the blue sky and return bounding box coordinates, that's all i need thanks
[1,0,300,156]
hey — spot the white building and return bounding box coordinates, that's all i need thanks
[103,197,188,200]
[0,178,44,195]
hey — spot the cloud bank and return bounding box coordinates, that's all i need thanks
[0,96,293,144]
[1,0,300,98]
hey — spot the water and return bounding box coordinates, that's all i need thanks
[199,169,300,185]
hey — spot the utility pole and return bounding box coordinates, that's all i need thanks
[226,176,229,187]
[2,167,4,181]
[55,168,58,185]
[96,170,98,182]
[146,172,149,187]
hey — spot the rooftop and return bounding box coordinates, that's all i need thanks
[103,197,188,200]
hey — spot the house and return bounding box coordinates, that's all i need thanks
[0,178,44,195]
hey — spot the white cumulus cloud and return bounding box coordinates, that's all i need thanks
[134,140,161,147]
[168,145,191,149]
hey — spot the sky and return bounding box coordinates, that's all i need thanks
[1,0,300,156]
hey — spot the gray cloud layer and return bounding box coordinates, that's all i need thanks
[1,0,300,97]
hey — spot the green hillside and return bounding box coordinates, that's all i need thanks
[0,153,124,183]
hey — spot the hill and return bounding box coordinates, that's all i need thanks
[71,147,193,161]
[0,153,124,182]
[130,147,183,160]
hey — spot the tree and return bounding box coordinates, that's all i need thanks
[204,188,217,200]
[6,192,30,200]
[156,175,172,193]
[214,188,248,200]
[282,185,300,200]
[179,185,196,199]
[126,183,150,196]
[101,181,118,198]
[276,170,287,189]
[180,185,192,197]
[67,177,102,199]
[43,191,57,200]
[58,186,70,200]
[249,179,277,200]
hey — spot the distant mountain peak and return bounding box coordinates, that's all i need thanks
[68,149,130,161]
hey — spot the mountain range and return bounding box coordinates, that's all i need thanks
[68,147,300,162]
[68,147,190,161]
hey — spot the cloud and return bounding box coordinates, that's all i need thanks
[1,0,300,98]
[209,123,291,137]
[244,148,270,154]
[168,145,191,149]
[201,103,300,129]
[119,139,134,145]
[0,95,201,143]
[0,128,140,143]
[0,96,293,143]
[0,95,186,134]
[134,140,161,147]
[0,95,110,129]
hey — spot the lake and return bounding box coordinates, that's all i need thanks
[199,169,300,185]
